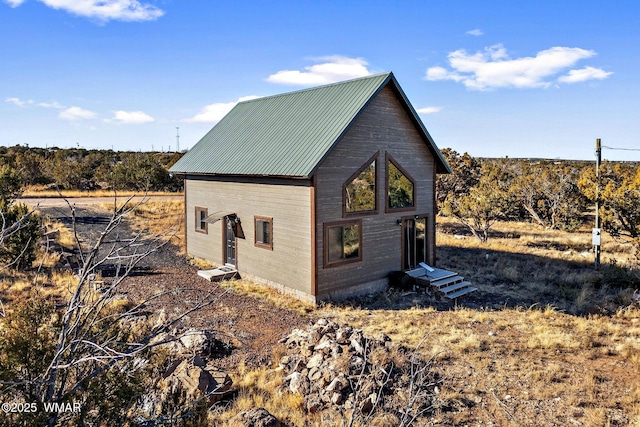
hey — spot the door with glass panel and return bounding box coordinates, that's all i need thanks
[225,217,236,266]
[402,216,427,270]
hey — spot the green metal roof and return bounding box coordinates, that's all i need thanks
[170,72,450,178]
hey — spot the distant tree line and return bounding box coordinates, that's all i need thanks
[437,148,640,255]
[0,145,184,192]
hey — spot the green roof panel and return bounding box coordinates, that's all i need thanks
[170,72,451,177]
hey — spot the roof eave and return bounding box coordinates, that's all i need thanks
[386,74,452,174]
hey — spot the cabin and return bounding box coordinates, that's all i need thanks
[170,72,452,304]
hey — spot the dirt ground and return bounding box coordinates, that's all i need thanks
[36,203,640,426]
[37,203,310,372]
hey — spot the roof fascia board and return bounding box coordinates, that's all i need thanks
[386,75,452,174]
[306,73,393,178]
[307,72,451,177]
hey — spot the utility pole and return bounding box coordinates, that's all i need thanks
[176,127,180,152]
[593,138,602,268]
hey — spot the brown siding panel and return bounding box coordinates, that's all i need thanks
[314,85,436,298]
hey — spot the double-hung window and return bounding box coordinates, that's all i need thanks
[195,207,208,234]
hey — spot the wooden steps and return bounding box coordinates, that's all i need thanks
[198,265,238,282]
[406,264,477,300]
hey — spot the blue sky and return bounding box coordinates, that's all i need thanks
[1,0,639,161]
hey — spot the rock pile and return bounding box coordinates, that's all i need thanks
[138,328,233,420]
[229,407,282,427]
[278,318,437,418]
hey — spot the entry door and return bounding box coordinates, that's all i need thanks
[225,217,236,266]
[403,216,427,270]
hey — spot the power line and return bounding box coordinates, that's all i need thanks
[602,145,640,152]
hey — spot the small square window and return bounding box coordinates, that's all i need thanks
[195,207,208,234]
[254,216,273,250]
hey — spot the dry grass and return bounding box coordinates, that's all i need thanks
[100,199,186,252]
[319,304,640,425]
[8,199,638,425]
[208,364,326,426]
[22,186,181,198]
[0,269,78,315]
[436,216,638,314]
[220,279,315,316]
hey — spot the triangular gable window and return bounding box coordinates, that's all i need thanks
[343,152,379,216]
[386,153,415,212]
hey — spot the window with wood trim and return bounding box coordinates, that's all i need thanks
[386,154,415,211]
[254,216,273,250]
[344,152,378,216]
[324,220,362,267]
[195,207,208,234]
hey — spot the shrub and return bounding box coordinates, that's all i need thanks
[601,261,640,289]
[0,203,41,270]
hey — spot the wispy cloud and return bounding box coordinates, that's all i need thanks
[425,44,612,90]
[186,96,260,124]
[5,97,33,106]
[466,28,484,36]
[416,106,442,114]
[6,0,164,22]
[7,95,87,120]
[38,100,64,109]
[108,110,154,124]
[59,106,96,121]
[558,66,613,83]
[3,0,25,7]
[266,56,372,86]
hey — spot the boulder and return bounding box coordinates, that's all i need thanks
[229,407,282,427]
[326,374,348,393]
[140,359,232,419]
[164,359,231,399]
[287,372,310,395]
[179,328,214,356]
[306,353,324,369]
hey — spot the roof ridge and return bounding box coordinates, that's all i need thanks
[236,71,392,105]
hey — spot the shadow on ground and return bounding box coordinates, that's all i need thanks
[327,245,636,316]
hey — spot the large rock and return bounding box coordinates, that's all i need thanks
[162,359,232,402]
[179,328,215,356]
[142,359,232,418]
[287,371,310,395]
[229,407,282,427]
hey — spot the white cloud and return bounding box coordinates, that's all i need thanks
[466,29,484,36]
[59,106,96,121]
[425,44,611,90]
[109,110,154,124]
[186,96,260,124]
[558,66,613,83]
[8,0,163,22]
[38,101,64,109]
[266,56,372,86]
[416,106,442,114]
[5,97,33,106]
[3,0,25,7]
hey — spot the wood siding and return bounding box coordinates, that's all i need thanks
[185,176,313,295]
[314,85,437,299]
